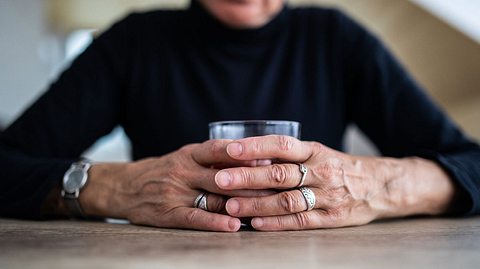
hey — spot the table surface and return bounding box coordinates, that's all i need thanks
[1,217,479,269]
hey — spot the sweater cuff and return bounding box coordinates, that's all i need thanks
[433,153,480,216]
[0,159,75,219]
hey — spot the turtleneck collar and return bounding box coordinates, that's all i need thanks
[187,0,290,44]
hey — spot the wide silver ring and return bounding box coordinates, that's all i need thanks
[299,187,315,211]
[297,163,308,187]
[194,192,208,211]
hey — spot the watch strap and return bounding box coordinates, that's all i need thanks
[62,190,86,218]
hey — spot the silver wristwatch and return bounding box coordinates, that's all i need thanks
[61,159,92,218]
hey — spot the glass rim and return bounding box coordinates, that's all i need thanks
[209,120,300,127]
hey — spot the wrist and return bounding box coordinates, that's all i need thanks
[378,157,456,218]
[78,163,126,218]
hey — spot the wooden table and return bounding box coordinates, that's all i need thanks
[1,217,479,269]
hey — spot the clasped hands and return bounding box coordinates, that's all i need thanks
[81,135,455,232]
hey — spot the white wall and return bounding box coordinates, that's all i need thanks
[0,0,131,161]
[0,0,63,128]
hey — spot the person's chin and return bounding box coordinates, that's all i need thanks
[220,10,268,28]
[200,0,272,29]
[222,16,265,29]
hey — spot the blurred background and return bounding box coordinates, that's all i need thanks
[0,0,479,161]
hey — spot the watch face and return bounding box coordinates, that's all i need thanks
[64,169,86,193]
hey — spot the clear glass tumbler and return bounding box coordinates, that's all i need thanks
[209,120,301,140]
[209,120,301,229]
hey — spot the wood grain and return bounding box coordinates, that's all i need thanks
[1,217,479,269]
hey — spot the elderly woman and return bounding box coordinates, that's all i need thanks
[0,0,479,232]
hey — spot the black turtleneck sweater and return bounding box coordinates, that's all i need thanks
[1,2,479,218]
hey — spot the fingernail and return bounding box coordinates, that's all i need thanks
[215,171,231,187]
[229,218,241,231]
[226,199,240,215]
[251,218,264,228]
[227,142,243,157]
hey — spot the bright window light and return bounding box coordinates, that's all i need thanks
[411,0,480,43]
[65,29,95,62]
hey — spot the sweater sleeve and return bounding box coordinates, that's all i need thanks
[0,15,135,219]
[335,11,480,215]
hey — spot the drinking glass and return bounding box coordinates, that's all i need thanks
[209,120,301,229]
[209,120,301,140]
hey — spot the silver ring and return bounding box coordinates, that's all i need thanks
[299,187,315,211]
[297,163,308,187]
[194,192,208,211]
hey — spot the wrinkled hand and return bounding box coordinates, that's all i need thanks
[213,135,455,231]
[81,140,272,232]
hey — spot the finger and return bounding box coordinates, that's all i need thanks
[250,207,365,231]
[225,189,277,197]
[192,139,262,167]
[226,188,327,217]
[250,211,322,231]
[192,192,228,213]
[166,207,241,232]
[256,159,273,166]
[191,191,275,214]
[190,166,277,197]
[192,139,232,165]
[225,135,313,162]
[215,163,311,190]
[211,159,272,169]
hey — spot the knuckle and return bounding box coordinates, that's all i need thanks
[327,187,350,205]
[209,140,225,157]
[272,216,285,230]
[314,159,340,182]
[251,198,263,214]
[311,142,326,153]
[294,212,311,229]
[278,192,299,213]
[326,208,347,224]
[178,145,189,153]
[178,144,199,161]
[321,163,335,180]
[238,167,254,185]
[251,139,263,154]
[270,164,288,185]
[178,144,194,154]
[276,135,294,152]
[184,209,200,225]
